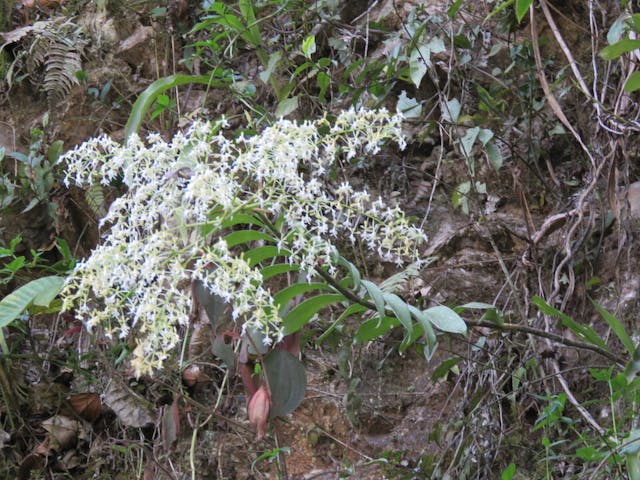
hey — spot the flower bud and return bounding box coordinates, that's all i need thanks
[248,385,270,440]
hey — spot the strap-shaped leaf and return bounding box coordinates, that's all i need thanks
[361,279,386,321]
[408,304,437,348]
[532,296,607,349]
[273,283,327,311]
[220,213,267,229]
[125,72,230,141]
[260,263,300,281]
[591,299,634,356]
[244,245,291,268]
[0,276,65,328]
[423,306,467,334]
[382,292,412,336]
[355,316,399,343]
[336,255,361,289]
[283,293,345,335]
[223,230,276,248]
[318,303,368,343]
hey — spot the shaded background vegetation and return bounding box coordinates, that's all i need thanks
[2,0,640,478]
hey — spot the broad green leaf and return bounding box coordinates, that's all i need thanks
[397,91,422,119]
[607,15,628,45]
[223,230,276,248]
[459,126,480,157]
[258,51,282,84]
[0,276,65,328]
[260,263,299,281]
[424,305,467,334]
[193,277,228,328]
[442,98,461,123]
[264,349,306,418]
[244,245,290,267]
[361,279,387,321]
[600,39,640,61]
[485,140,503,171]
[301,34,316,59]
[283,294,345,335]
[515,0,533,23]
[501,463,517,480]
[624,71,640,93]
[273,283,327,310]
[408,304,437,347]
[275,96,299,118]
[591,299,634,355]
[125,72,230,141]
[532,296,607,349]
[382,292,412,336]
[355,316,399,343]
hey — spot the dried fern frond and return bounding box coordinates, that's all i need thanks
[3,18,85,105]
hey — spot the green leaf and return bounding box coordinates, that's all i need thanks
[485,140,503,171]
[283,294,345,335]
[382,292,412,336]
[220,212,267,229]
[447,0,464,18]
[361,280,387,320]
[532,296,607,349]
[301,34,316,59]
[258,51,281,84]
[355,316,399,343]
[458,302,496,310]
[243,245,290,267]
[275,96,299,118]
[273,283,327,311]
[624,345,640,382]
[317,303,368,343]
[442,98,461,123]
[459,126,480,157]
[501,463,517,480]
[336,256,361,289]
[193,277,229,328]
[0,276,65,328]
[599,39,640,61]
[515,0,533,23]
[432,357,462,382]
[125,72,230,141]
[47,140,64,163]
[424,306,467,334]
[264,349,306,418]
[591,299,634,355]
[396,91,422,119]
[624,71,640,93]
[223,230,276,248]
[260,263,300,281]
[238,0,262,47]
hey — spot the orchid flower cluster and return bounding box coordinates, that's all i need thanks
[59,108,427,376]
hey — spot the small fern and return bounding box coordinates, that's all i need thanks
[3,18,84,104]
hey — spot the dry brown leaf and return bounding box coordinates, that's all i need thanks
[68,392,102,422]
[41,415,81,452]
[103,382,155,428]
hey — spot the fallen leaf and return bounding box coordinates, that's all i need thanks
[103,382,155,427]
